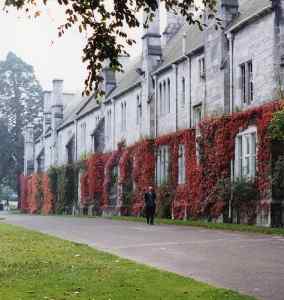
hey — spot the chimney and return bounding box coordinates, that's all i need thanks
[51,79,64,132]
[43,91,52,134]
[142,4,162,71]
[162,10,184,47]
[101,60,117,95]
[220,0,239,25]
[24,122,34,176]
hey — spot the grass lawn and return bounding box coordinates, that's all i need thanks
[0,223,256,300]
[109,216,284,236]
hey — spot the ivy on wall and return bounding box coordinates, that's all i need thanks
[19,99,284,223]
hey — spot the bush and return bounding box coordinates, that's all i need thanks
[272,155,284,199]
[269,109,284,141]
[156,184,173,219]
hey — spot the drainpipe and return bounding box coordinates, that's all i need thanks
[112,99,116,150]
[187,56,192,128]
[173,64,178,131]
[74,119,78,161]
[228,32,235,113]
[154,75,158,137]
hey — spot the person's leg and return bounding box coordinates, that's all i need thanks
[150,207,154,225]
[146,207,150,224]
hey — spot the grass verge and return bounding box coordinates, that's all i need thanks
[0,223,255,300]
[109,216,284,236]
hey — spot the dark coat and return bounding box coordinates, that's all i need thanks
[144,191,156,208]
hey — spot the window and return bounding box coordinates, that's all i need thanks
[199,56,205,80]
[137,95,142,125]
[80,122,87,153]
[106,109,112,140]
[181,77,186,108]
[240,60,253,105]
[159,82,162,115]
[235,127,257,178]
[163,81,166,114]
[156,145,169,186]
[248,61,253,103]
[167,78,171,113]
[178,144,186,184]
[95,115,100,126]
[121,101,127,132]
[193,104,202,132]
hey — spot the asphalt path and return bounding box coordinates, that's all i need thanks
[2,213,284,300]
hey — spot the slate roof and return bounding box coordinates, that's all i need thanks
[154,22,203,74]
[76,94,101,119]
[56,0,273,130]
[57,96,90,130]
[228,0,272,31]
[107,56,143,99]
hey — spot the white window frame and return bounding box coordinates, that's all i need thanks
[156,145,170,186]
[235,126,257,179]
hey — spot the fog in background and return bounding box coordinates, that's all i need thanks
[0,2,168,93]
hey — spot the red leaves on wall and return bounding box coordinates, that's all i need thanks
[20,100,284,220]
[41,173,54,215]
[131,140,155,215]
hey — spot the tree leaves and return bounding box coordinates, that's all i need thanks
[0,52,43,190]
[5,0,219,95]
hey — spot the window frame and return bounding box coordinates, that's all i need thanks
[156,145,170,186]
[198,56,205,80]
[178,144,186,184]
[235,127,257,179]
[240,60,253,105]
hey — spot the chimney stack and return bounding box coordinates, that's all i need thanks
[162,10,184,47]
[220,0,239,25]
[51,79,64,132]
[24,122,34,176]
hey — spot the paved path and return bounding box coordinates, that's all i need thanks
[2,214,284,300]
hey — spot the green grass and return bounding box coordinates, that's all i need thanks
[0,223,255,300]
[109,216,284,236]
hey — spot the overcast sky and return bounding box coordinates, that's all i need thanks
[0,2,147,93]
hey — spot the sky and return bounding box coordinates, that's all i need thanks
[0,1,146,93]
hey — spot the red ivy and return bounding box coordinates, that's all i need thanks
[20,100,284,220]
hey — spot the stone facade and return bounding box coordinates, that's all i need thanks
[24,0,284,224]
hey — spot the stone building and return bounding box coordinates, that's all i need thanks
[24,0,284,226]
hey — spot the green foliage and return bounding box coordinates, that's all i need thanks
[268,109,284,141]
[0,52,43,190]
[156,184,172,219]
[0,223,255,300]
[0,119,13,185]
[5,1,219,95]
[272,155,284,199]
[47,162,85,215]
[232,177,259,207]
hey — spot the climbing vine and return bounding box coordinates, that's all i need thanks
[19,99,284,223]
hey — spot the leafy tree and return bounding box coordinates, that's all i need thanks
[0,52,43,195]
[0,118,13,184]
[4,0,219,95]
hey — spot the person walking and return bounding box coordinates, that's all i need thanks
[144,186,156,225]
